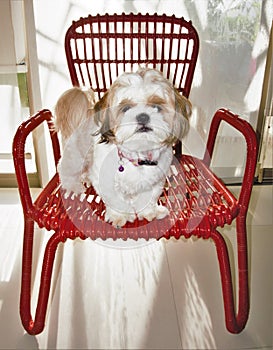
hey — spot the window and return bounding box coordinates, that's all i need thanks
[32,0,272,184]
[0,0,38,187]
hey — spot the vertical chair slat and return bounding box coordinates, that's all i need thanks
[179,36,189,94]
[114,20,119,79]
[98,16,107,92]
[90,18,100,98]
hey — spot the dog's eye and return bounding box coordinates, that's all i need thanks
[121,105,132,113]
[152,104,163,112]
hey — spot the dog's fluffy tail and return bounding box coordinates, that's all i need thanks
[54,87,95,142]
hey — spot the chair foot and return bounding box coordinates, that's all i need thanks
[211,224,249,333]
[20,220,62,335]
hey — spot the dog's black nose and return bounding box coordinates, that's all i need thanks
[136,113,150,125]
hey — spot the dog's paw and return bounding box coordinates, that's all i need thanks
[155,205,169,219]
[138,204,169,222]
[80,173,91,189]
[105,207,135,228]
[61,180,86,195]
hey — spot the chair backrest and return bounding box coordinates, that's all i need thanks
[65,13,199,100]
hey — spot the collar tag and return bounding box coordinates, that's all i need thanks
[138,159,158,166]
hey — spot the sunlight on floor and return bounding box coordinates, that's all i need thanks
[182,265,216,349]
[36,239,170,349]
[0,204,22,282]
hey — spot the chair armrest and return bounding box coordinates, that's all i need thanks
[12,109,61,215]
[203,108,258,212]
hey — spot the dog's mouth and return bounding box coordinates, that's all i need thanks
[136,125,153,133]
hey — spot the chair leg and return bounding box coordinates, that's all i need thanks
[211,216,249,333]
[20,218,61,335]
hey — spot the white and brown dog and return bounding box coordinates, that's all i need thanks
[55,68,191,227]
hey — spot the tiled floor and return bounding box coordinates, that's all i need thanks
[0,185,272,349]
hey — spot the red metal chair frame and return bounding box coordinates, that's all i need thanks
[13,13,257,335]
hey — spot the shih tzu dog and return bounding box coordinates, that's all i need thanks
[55,68,191,227]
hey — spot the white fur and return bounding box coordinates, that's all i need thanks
[56,68,191,227]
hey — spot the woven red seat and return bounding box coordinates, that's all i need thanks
[34,153,238,241]
[13,13,257,336]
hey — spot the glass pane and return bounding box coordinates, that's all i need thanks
[0,72,36,176]
[0,0,37,179]
[180,0,269,182]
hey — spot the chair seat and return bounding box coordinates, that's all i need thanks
[33,154,239,241]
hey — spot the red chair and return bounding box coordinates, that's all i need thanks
[13,13,257,335]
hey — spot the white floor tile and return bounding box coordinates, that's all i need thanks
[164,225,273,350]
[0,185,272,349]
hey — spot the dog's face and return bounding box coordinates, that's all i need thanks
[95,69,191,151]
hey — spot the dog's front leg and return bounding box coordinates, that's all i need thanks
[134,184,169,222]
[137,203,169,222]
[104,206,136,228]
[58,139,87,194]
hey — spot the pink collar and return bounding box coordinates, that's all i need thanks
[117,148,158,172]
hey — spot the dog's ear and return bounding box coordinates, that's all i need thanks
[93,91,109,125]
[173,89,192,141]
[93,91,115,143]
